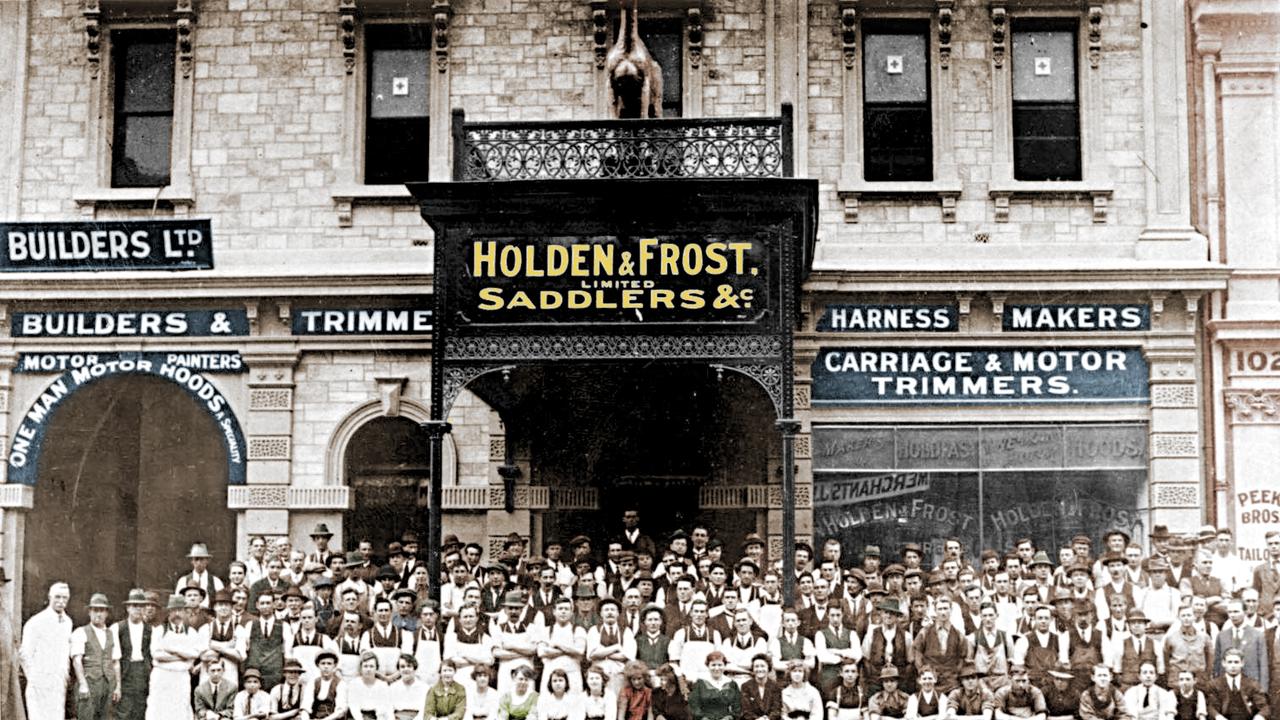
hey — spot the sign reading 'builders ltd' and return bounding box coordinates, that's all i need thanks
[452,234,774,327]
[2,219,213,271]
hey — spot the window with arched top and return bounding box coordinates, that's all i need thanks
[342,416,434,550]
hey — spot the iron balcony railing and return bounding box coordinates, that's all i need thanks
[451,104,793,181]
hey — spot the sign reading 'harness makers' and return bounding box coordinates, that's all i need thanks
[455,235,772,327]
[2,219,213,271]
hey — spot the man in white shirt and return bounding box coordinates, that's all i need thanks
[71,592,121,720]
[1122,662,1174,720]
[110,588,155,720]
[176,543,226,609]
[302,650,348,720]
[243,535,269,587]
[20,581,74,720]
[232,667,276,718]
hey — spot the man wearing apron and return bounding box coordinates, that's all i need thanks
[201,590,246,686]
[672,599,720,683]
[245,591,287,691]
[411,601,443,685]
[537,597,586,694]
[304,651,348,720]
[146,595,204,720]
[492,591,538,694]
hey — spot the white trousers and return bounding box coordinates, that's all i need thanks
[24,681,66,720]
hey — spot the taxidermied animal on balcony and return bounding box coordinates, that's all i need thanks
[605,0,664,118]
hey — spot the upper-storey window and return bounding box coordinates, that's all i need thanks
[862,20,932,182]
[1011,20,1080,181]
[110,30,175,188]
[364,24,431,185]
[638,18,684,118]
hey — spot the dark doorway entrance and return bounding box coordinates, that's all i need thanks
[24,374,235,620]
[343,417,432,551]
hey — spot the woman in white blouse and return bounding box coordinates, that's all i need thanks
[779,660,823,720]
[347,650,393,720]
[535,669,582,720]
[388,654,429,720]
[467,666,500,720]
[581,666,617,720]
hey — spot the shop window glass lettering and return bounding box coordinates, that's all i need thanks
[365,25,431,185]
[1011,22,1081,181]
[111,30,175,188]
[862,21,932,182]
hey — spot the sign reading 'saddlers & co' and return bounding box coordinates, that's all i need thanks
[1,219,213,271]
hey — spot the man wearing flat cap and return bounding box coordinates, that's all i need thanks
[175,542,225,610]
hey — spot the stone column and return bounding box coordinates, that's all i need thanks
[1145,299,1204,532]
[0,0,29,215]
[232,346,300,555]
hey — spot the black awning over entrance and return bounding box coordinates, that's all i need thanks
[409,176,818,601]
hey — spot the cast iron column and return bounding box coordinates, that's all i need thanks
[778,418,801,603]
[423,419,451,606]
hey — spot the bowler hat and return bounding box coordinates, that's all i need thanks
[187,543,212,559]
[310,523,333,537]
[315,650,339,665]
[880,666,901,680]
[87,593,111,609]
[1150,525,1172,540]
[124,588,151,606]
[243,668,263,682]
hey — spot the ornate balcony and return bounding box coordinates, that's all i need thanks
[451,104,794,181]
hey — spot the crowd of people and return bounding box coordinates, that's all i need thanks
[4,514,1280,720]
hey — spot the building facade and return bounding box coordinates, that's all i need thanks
[0,0,1242,620]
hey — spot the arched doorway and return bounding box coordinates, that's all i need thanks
[22,374,235,619]
[343,417,432,551]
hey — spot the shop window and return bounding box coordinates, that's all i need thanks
[862,20,932,182]
[1011,21,1080,181]
[110,30,175,188]
[638,18,684,118]
[364,25,431,185]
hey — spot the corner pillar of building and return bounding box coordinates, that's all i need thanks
[1144,327,1204,534]
[233,347,301,553]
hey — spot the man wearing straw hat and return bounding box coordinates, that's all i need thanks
[146,594,204,720]
[176,542,225,609]
[71,592,119,720]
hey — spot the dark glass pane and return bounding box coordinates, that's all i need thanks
[982,470,1147,554]
[1013,103,1081,180]
[639,19,683,117]
[864,104,933,181]
[117,33,175,113]
[365,117,430,184]
[112,115,172,188]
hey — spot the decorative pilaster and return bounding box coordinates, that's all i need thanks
[339,0,357,74]
[175,0,194,78]
[936,0,953,69]
[84,0,102,79]
[590,0,608,69]
[432,1,452,73]
[990,5,1006,69]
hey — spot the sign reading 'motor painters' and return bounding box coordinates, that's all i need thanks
[455,235,772,326]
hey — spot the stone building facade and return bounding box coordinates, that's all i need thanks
[0,0,1236,619]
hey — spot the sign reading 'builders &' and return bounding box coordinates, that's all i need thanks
[813,347,1149,404]
[2,219,213,271]
[452,235,773,327]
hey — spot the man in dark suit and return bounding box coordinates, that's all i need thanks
[1206,649,1268,720]
[1213,600,1268,689]
[1254,530,1280,610]
[619,508,656,558]
[1264,621,1280,720]
[193,657,237,720]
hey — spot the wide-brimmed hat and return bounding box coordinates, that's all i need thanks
[957,662,981,679]
[344,551,364,568]
[1029,551,1053,568]
[187,543,212,559]
[876,597,905,616]
[165,595,187,611]
[310,523,333,537]
[87,593,111,609]
[503,590,526,608]
[1150,525,1172,540]
[1047,662,1075,680]
[124,588,151,606]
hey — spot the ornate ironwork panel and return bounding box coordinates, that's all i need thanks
[445,334,784,362]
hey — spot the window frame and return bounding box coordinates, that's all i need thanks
[860,18,935,183]
[361,23,433,186]
[835,1,962,224]
[76,7,196,215]
[988,2,1113,223]
[109,28,177,189]
[1008,18,1081,182]
[331,9,452,227]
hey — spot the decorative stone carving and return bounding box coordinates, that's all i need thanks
[1225,389,1280,424]
[940,191,958,223]
[489,436,506,462]
[991,5,1006,68]
[339,0,357,74]
[1154,484,1199,508]
[248,436,291,460]
[1150,433,1198,458]
[590,0,608,69]
[839,0,857,70]
[992,192,1010,222]
[687,7,703,69]
[1091,191,1108,223]
[955,294,972,333]
[375,377,408,417]
[175,0,195,79]
[794,434,811,460]
[1151,384,1195,408]
[937,0,954,69]
[795,483,812,508]
[227,486,289,509]
[84,0,102,79]
[432,0,452,72]
[793,384,811,410]
[1087,4,1102,69]
[249,389,292,411]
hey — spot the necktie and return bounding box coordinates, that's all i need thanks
[1143,689,1150,708]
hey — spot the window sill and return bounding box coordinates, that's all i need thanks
[836,179,964,223]
[988,181,1115,223]
[73,185,195,216]
[330,184,415,227]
